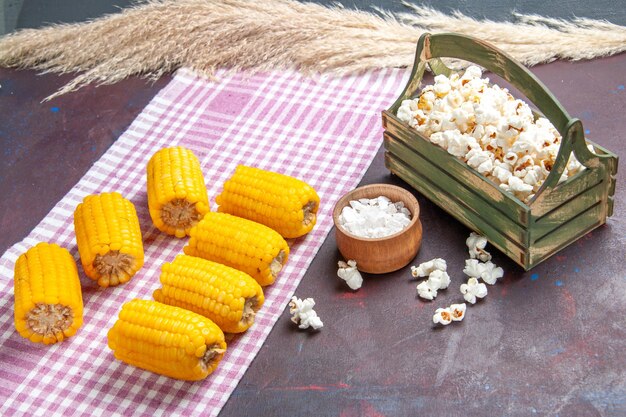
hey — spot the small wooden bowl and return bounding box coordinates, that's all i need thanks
[332,184,422,274]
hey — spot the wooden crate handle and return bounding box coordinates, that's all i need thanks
[390,32,605,201]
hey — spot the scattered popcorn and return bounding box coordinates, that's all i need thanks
[289,296,323,330]
[433,307,453,325]
[463,259,484,279]
[466,232,492,262]
[450,303,467,321]
[338,196,411,238]
[428,269,451,290]
[410,258,447,278]
[480,261,504,285]
[460,277,488,304]
[396,65,589,203]
[337,260,363,290]
[414,259,450,300]
[417,280,438,300]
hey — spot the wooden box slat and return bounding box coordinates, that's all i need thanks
[530,165,605,217]
[531,182,607,243]
[529,203,605,265]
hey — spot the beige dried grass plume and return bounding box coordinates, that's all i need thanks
[1,0,625,100]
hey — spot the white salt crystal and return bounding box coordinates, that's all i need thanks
[338,195,412,239]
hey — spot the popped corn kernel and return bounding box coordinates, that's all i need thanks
[466,232,492,262]
[460,278,488,304]
[337,260,363,290]
[463,259,485,279]
[480,261,504,285]
[433,307,453,325]
[411,258,447,277]
[450,303,467,321]
[428,269,451,290]
[417,280,438,301]
[289,296,323,330]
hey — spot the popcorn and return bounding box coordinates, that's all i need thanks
[508,176,534,195]
[434,83,451,98]
[463,259,485,279]
[504,151,519,165]
[448,133,479,158]
[410,258,447,278]
[397,100,417,126]
[428,269,451,290]
[429,132,447,148]
[475,104,501,126]
[412,258,449,301]
[417,280,438,301]
[337,260,363,290]
[523,169,539,187]
[451,103,475,131]
[510,131,539,155]
[492,163,512,184]
[466,232,492,262]
[480,261,504,285]
[433,307,453,325]
[289,296,323,330]
[464,65,483,79]
[450,303,467,321]
[396,65,588,204]
[446,90,464,109]
[466,148,493,175]
[460,278,488,304]
[433,303,467,325]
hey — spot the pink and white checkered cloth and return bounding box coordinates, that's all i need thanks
[0,67,407,416]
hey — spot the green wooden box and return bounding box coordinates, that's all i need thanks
[382,33,618,270]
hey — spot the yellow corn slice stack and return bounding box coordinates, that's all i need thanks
[216,165,320,238]
[107,299,226,381]
[147,147,210,238]
[184,212,289,286]
[74,192,144,288]
[153,255,265,333]
[14,243,83,344]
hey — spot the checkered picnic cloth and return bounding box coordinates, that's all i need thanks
[0,67,407,416]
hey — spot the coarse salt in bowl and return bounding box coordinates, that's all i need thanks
[332,184,422,274]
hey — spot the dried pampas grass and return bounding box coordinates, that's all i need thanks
[1,0,625,100]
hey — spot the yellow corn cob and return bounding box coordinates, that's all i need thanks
[147,146,210,238]
[107,299,226,381]
[184,212,289,286]
[216,165,320,238]
[74,192,144,288]
[153,255,265,333]
[14,243,83,345]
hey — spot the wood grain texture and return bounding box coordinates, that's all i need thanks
[332,184,422,274]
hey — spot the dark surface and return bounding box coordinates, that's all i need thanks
[220,55,626,417]
[0,1,625,417]
[0,69,171,254]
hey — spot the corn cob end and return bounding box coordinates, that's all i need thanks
[24,303,75,344]
[242,296,260,327]
[201,344,227,372]
[270,250,287,280]
[93,251,136,287]
[158,198,205,237]
[302,201,318,227]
